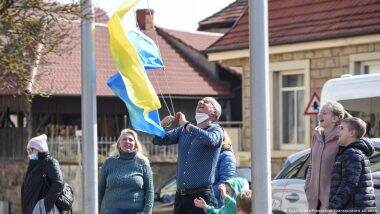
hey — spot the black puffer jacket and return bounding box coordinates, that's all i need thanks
[21,152,64,214]
[329,138,376,213]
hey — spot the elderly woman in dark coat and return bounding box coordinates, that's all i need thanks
[21,134,63,214]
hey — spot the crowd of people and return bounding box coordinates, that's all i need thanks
[20,98,377,214]
[152,97,251,214]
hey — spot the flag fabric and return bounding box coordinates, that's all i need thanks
[107,0,165,137]
[127,30,164,71]
[107,73,165,137]
[108,0,160,112]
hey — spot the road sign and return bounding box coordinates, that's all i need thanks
[304,92,320,115]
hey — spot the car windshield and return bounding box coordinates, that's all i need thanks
[274,149,310,179]
[370,139,380,172]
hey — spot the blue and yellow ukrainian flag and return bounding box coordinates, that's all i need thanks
[107,0,165,137]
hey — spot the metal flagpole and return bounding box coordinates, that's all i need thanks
[81,0,98,212]
[249,0,271,213]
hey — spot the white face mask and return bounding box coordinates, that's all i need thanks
[28,153,38,160]
[195,113,209,124]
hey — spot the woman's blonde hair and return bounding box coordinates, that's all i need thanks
[222,129,232,150]
[115,129,149,162]
[324,101,345,124]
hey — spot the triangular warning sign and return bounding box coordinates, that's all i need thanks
[304,92,320,115]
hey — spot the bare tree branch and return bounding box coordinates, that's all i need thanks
[0,0,81,96]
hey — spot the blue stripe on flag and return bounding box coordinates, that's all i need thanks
[127,30,164,71]
[107,73,165,137]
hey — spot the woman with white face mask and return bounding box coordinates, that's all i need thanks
[98,129,154,214]
[21,134,63,214]
[305,101,346,213]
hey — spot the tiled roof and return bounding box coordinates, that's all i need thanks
[33,24,114,96]
[207,0,380,52]
[32,24,229,96]
[198,0,247,31]
[157,28,241,78]
[157,28,221,51]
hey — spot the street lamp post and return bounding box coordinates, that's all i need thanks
[81,0,98,212]
[249,0,271,213]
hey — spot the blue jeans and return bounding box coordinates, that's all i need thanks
[105,208,142,214]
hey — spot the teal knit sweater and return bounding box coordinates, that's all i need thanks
[98,151,154,213]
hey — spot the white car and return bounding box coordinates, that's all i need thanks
[272,138,380,214]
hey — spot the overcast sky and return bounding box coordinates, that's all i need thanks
[88,0,235,32]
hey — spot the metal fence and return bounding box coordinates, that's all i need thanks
[1,123,242,163]
[0,128,28,160]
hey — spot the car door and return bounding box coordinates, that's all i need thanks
[279,155,310,213]
[272,177,288,211]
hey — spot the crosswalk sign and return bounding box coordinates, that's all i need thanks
[304,92,320,115]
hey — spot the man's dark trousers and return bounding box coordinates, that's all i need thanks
[174,189,217,214]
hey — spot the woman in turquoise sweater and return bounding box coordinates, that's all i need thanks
[99,129,154,214]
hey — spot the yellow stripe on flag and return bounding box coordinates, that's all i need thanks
[108,0,161,113]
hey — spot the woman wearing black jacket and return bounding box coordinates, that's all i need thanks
[21,134,64,214]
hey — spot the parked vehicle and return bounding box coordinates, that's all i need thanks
[152,167,251,214]
[321,74,380,138]
[272,138,380,214]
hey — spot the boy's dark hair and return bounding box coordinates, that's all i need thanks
[341,117,367,138]
[236,189,252,213]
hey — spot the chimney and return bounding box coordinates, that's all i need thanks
[136,9,154,30]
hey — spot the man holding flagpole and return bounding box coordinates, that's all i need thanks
[153,97,224,214]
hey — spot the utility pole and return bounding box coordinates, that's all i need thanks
[81,0,98,212]
[249,0,271,213]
